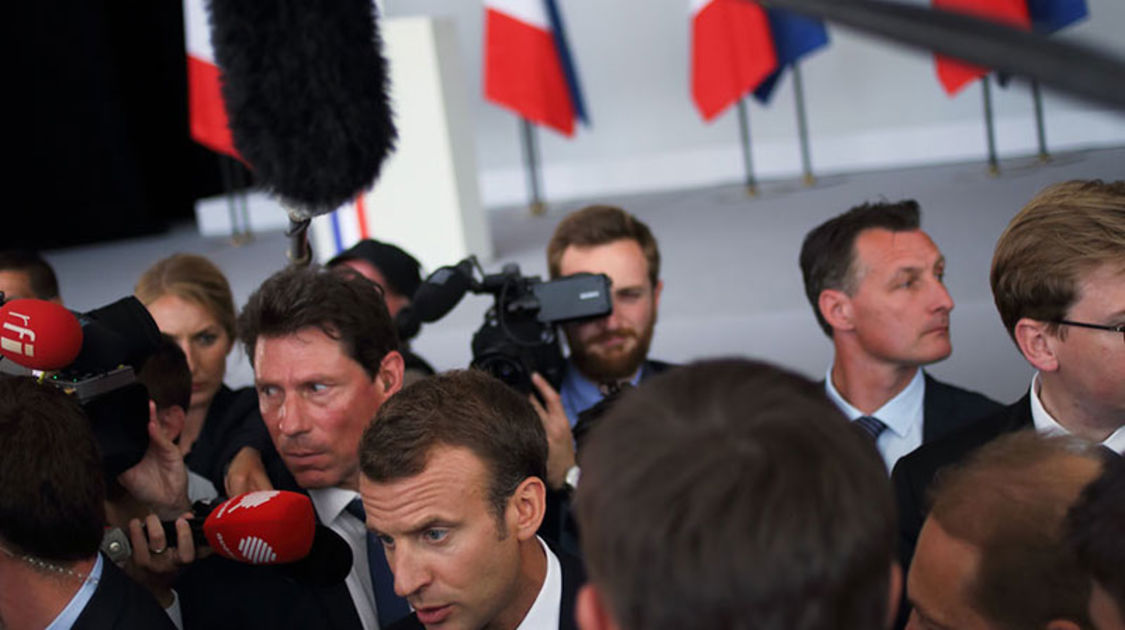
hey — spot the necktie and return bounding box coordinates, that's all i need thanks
[345,498,411,627]
[855,415,888,441]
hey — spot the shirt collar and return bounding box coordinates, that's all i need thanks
[515,537,561,630]
[1030,373,1125,454]
[560,361,645,424]
[308,486,361,525]
[824,367,926,438]
[46,553,104,630]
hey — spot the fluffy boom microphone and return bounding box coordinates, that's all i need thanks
[207,0,397,264]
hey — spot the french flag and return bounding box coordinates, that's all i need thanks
[691,0,779,122]
[932,0,1031,95]
[484,0,588,137]
[183,0,241,158]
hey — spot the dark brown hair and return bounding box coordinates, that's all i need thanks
[546,205,660,287]
[929,431,1104,630]
[991,179,1125,340]
[0,249,60,301]
[1067,452,1125,616]
[575,359,895,630]
[359,369,547,522]
[238,265,399,377]
[0,377,105,561]
[799,201,921,336]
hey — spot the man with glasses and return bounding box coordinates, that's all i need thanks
[799,201,999,472]
[892,179,1125,626]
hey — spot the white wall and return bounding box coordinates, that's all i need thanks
[384,0,1125,208]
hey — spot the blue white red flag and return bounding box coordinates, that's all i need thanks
[484,0,588,136]
[182,0,241,158]
[932,0,1031,95]
[752,9,829,104]
[690,0,778,121]
[1026,0,1088,33]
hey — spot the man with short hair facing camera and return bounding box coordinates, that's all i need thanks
[359,369,585,630]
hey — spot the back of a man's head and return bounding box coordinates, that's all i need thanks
[1068,454,1125,629]
[238,264,399,377]
[0,249,61,302]
[921,431,1105,629]
[546,205,661,287]
[799,201,921,336]
[575,359,897,630]
[137,334,192,413]
[0,377,105,562]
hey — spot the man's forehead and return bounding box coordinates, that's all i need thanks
[253,328,352,373]
[855,228,942,270]
[559,239,651,281]
[361,447,489,522]
[0,270,36,301]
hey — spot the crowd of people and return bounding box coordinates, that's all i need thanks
[0,178,1122,630]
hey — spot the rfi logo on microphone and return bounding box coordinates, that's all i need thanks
[1,310,35,358]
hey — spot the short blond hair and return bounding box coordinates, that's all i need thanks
[991,179,1125,340]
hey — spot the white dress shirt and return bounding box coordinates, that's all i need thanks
[825,367,926,472]
[1029,373,1125,454]
[309,487,380,630]
[516,537,562,630]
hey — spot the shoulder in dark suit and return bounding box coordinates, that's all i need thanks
[72,554,176,630]
[921,374,1003,442]
[388,544,586,630]
[893,394,1032,567]
[640,359,674,381]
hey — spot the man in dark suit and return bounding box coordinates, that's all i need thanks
[892,179,1125,627]
[0,377,173,630]
[574,359,901,630]
[529,205,674,494]
[358,370,585,630]
[799,200,1000,471]
[175,266,411,629]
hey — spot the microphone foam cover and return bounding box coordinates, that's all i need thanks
[0,299,83,370]
[207,0,397,218]
[203,490,316,564]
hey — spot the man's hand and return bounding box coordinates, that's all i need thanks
[529,373,576,491]
[126,513,196,608]
[118,402,190,520]
[224,447,273,496]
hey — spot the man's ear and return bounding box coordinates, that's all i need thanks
[508,476,546,541]
[885,562,903,630]
[156,405,186,443]
[818,289,853,333]
[376,351,405,396]
[652,279,664,312]
[576,584,621,630]
[1014,318,1060,372]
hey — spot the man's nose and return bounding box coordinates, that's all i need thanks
[390,549,431,598]
[931,279,954,313]
[275,395,309,436]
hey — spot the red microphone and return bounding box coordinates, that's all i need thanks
[203,490,317,564]
[0,299,83,370]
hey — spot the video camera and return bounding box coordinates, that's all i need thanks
[0,293,162,480]
[395,257,612,394]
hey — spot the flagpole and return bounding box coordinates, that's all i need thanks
[981,75,1000,176]
[736,98,759,196]
[519,117,546,216]
[1030,80,1050,162]
[791,63,816,186]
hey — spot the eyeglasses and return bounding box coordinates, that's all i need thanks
[1054,319,1125,342]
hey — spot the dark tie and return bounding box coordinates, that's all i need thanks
[345,498,411,627]
[855,415,888,441]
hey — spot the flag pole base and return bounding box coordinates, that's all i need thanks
[1037,152,1051,164]
[745,184,759,197]
[803,173,817,187]
[529,201,547,216]
[987,163,1001,177]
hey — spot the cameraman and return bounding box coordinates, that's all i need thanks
[531,205,674,492]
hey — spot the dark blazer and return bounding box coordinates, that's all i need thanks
[176,553,365,630]
[889,395,1032,630]
[920,374,1003,443]
[73,554,177,630]
[387,544,586,630]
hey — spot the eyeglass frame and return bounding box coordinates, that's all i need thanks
[1053,319,1125,342]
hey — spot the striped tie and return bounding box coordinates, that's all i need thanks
[855,415,888,441]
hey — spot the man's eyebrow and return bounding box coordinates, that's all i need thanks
[375,518,458,538]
